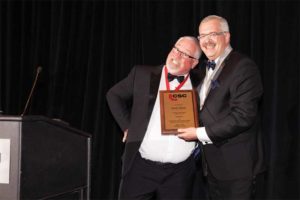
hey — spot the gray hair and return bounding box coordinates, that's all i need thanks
[176,36,202,59]
[200,15,230,32]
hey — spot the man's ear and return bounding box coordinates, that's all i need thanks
[225,32,231,44]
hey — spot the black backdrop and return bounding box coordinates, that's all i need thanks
[0,0,299,199]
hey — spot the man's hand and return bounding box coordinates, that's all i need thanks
[122,129,128,143]
[177,127,198,141]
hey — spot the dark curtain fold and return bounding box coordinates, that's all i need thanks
[0,0,299,199]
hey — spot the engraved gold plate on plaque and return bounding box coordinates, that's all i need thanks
[159,90,199,134]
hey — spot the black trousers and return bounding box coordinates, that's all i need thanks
[207,170,255,200]
[119,153,196,200]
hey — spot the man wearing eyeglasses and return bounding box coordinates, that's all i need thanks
[178,15,264,199]
[106,36,203,199]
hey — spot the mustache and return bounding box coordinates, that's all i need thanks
[203,41,215,47]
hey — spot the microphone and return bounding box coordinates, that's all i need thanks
[20,66,43,116]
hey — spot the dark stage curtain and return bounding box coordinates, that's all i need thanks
[0,1,299,199]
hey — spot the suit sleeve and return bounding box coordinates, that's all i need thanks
[206,58,263,144]
[106,67,136,131]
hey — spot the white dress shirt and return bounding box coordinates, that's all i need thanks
[139,66,196,163]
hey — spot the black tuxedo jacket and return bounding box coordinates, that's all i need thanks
[106,65,200,175]
[198,51,265,180]
[106,65,202,176]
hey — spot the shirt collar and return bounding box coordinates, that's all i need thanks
[214,45,233,67]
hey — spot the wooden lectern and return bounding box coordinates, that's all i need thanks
[0,116,91,200]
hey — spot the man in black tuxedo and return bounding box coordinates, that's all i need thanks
[106,36,202,199]
[178,15,264,199]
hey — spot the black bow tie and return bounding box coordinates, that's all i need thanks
[207,60,216,70]
[167,73,185,83]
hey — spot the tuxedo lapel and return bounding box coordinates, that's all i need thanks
[211,50,233,83]
[201,51,233,107]
[190,67,205,88]
[147,66,162,120]
[205,61,225,94]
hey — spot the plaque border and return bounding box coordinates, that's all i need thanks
[159,90,199,134]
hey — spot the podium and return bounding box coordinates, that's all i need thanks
[0,116,91,200]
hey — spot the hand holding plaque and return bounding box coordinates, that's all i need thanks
[159,90,199,134]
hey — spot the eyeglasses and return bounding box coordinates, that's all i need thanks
[197,31,227,41]
[172,46,198,60]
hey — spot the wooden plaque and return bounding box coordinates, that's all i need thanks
[159,90,199,134]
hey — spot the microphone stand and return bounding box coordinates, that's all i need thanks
[20,66,42,116]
